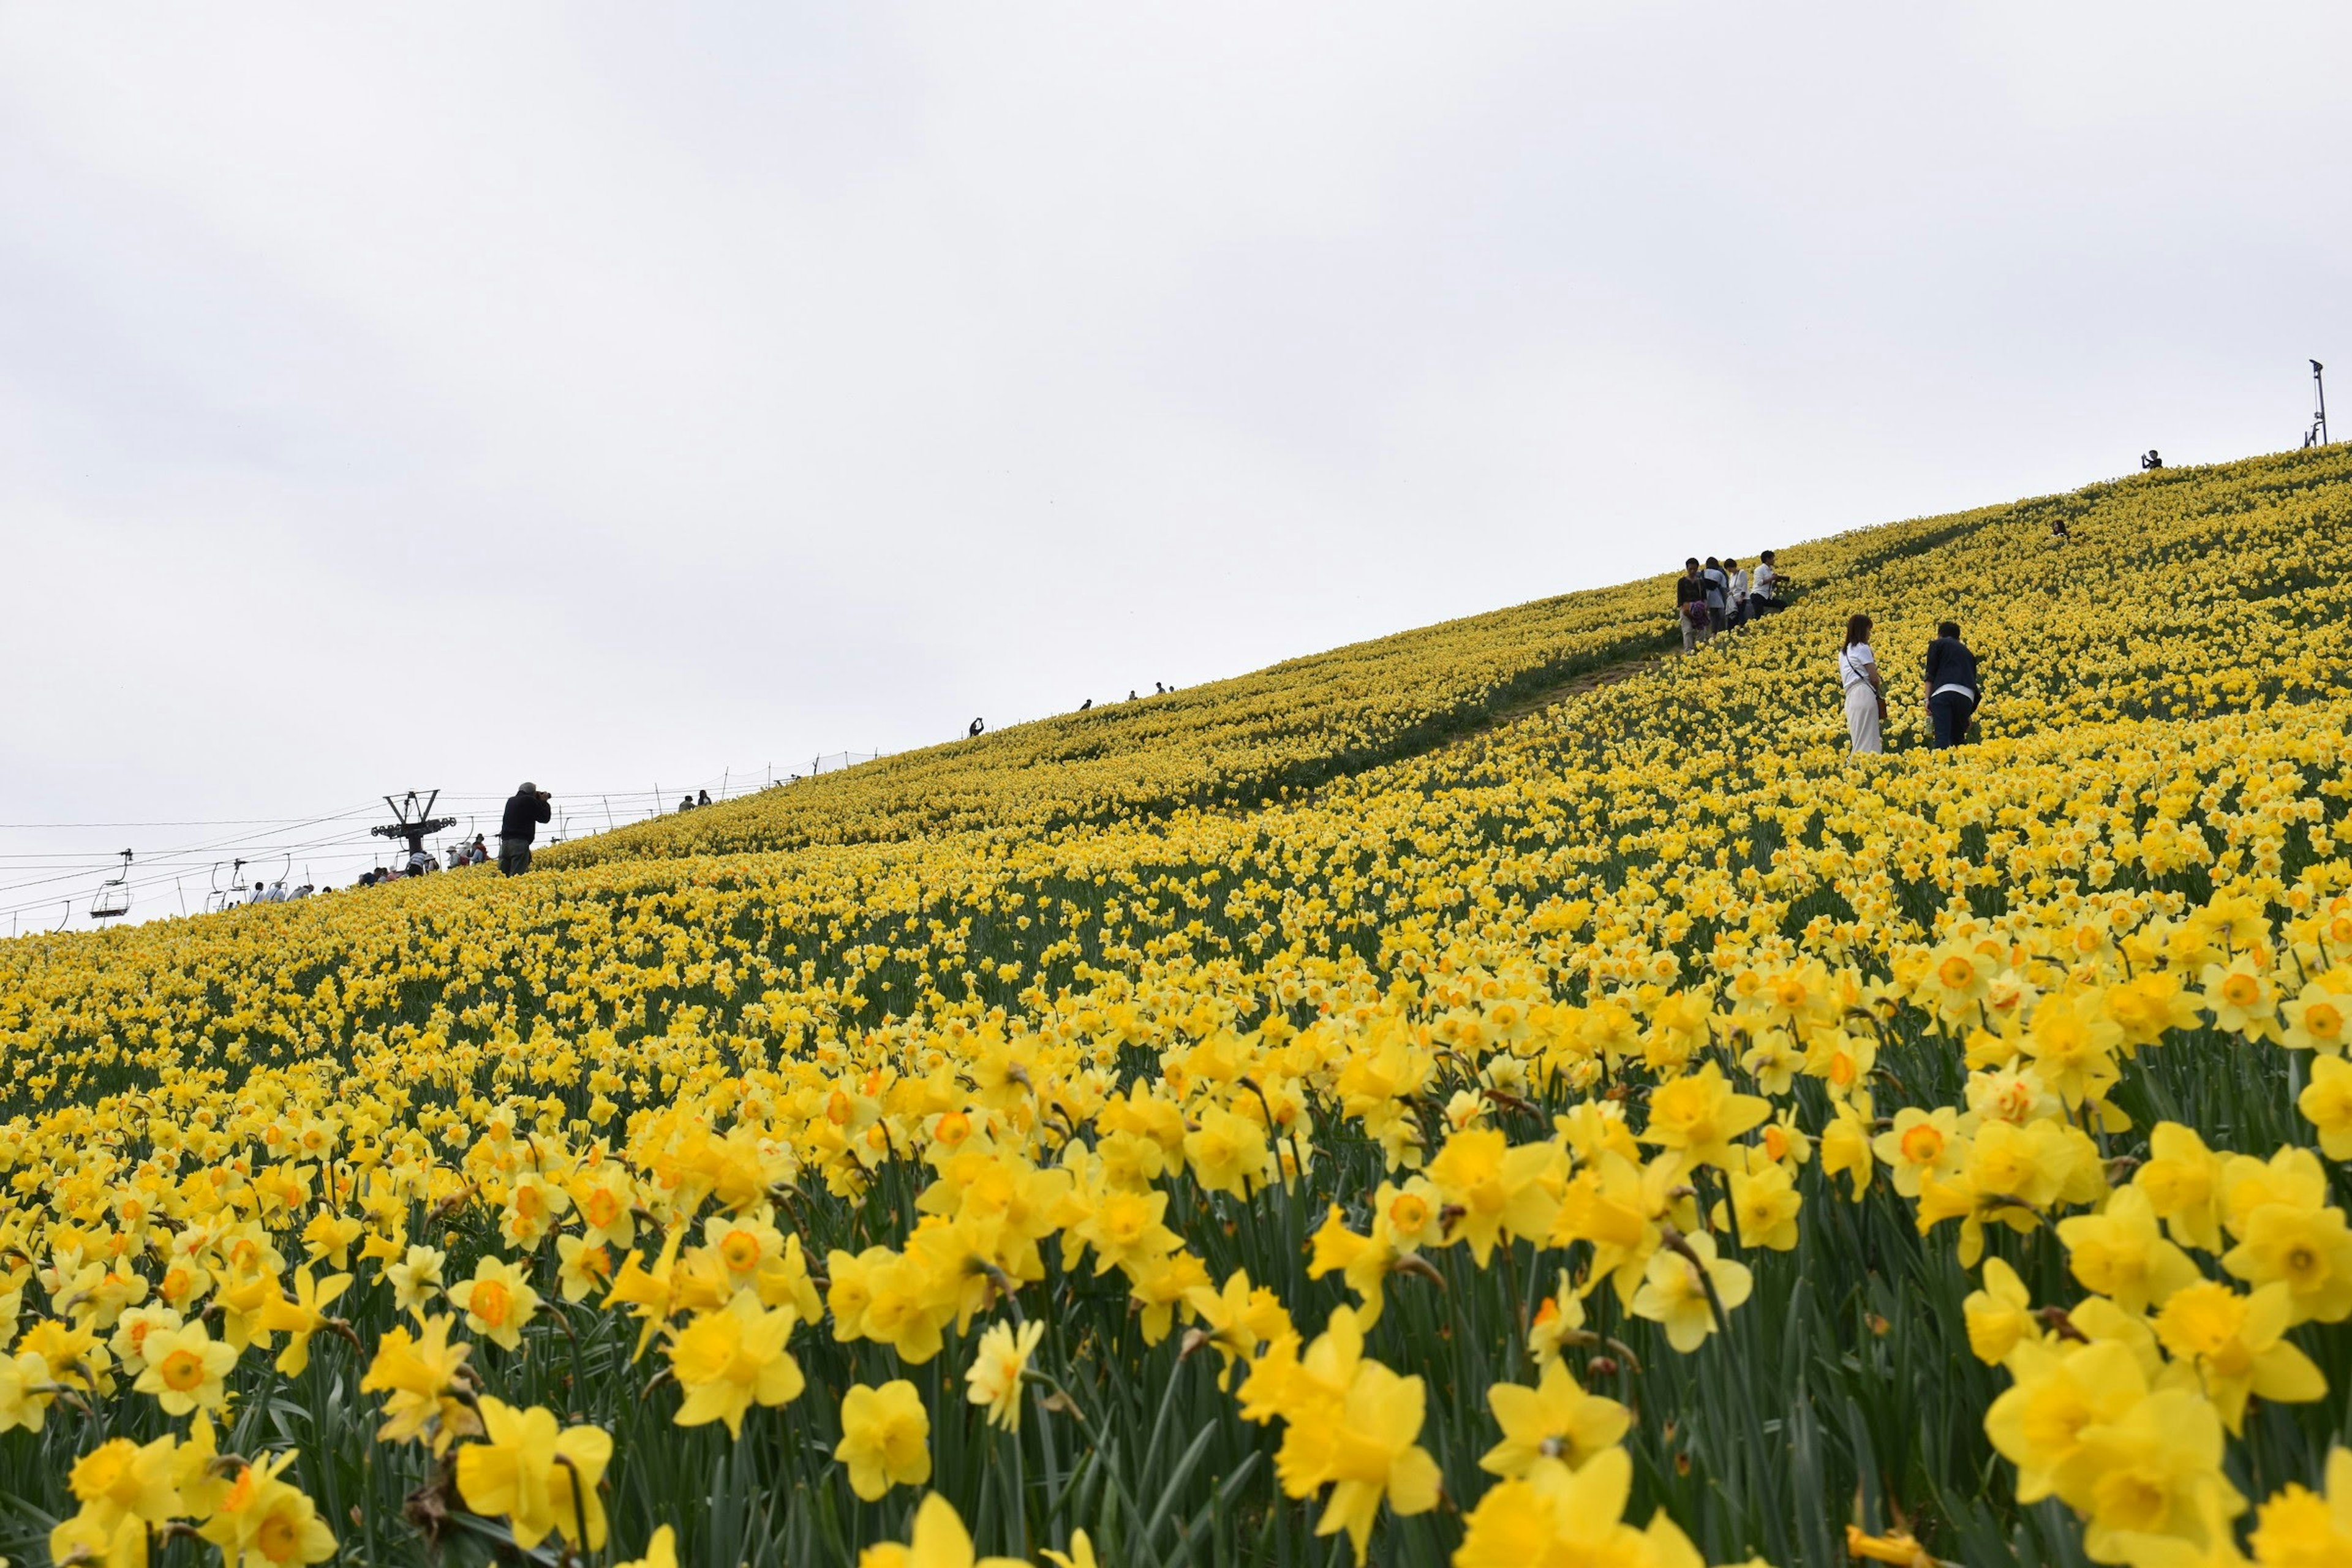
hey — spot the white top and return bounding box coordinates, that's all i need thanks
[1752,562,1776,597]
[1729,568,1751,596]
[1839,643,1876,690]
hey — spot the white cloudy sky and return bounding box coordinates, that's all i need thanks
[1,4,2345,921]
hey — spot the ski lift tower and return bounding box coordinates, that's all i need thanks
[372,790,458,867]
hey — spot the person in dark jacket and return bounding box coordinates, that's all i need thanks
[1675,558,1710,652]
[1923,622,1981,749]
[499,782,552,875]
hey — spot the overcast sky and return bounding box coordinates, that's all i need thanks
[2,4,2346,921]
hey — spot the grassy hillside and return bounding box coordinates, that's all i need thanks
[5,446,2352,1568]
[543,501,2039,865]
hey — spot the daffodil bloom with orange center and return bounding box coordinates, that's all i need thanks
[132,1319,237,1415]
[196,1451,337,1568]
[448,1254,541,1351]
[2282,982,2352,1056]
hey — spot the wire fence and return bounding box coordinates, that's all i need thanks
[0,757,879,936]
[0,692,1185,935]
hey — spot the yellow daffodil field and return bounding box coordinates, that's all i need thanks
[10,446,2352,1568]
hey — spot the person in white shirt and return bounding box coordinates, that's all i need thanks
[1839,613,1885,754]
[1749,551,1780,614]
[1701,557,1730,632]
[1726,559,1752,625]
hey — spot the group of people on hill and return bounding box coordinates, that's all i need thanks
[1838,616,1981,755]
[347,782,552,889]
[1076,682,1178,713]
[1673,552,1781,652]
[1671,550,1983,755]
[354,834,492,888]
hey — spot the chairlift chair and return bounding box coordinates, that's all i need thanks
[90,850,134,920]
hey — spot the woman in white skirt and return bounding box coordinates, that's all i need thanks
[1840,613,1885,753]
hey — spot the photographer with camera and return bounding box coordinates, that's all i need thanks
[499,782,553,875]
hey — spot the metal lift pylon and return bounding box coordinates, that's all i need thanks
[371,790,458,866]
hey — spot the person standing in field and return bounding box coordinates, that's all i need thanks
[499,782,551,875]
[1702,557,1729,632]
[1749,549,1781,613]
[1675,558,1711,652]
[1923,619,1981,748]
[1725,557,1751,625]
[1840,615,1885,754]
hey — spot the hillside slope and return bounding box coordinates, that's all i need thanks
[543,497,2064,867]
[5,445,2352,1568]
[549,453,2351,869]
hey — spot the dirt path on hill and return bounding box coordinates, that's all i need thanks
[1471,647,1668,734]
[1243,644,1674,819]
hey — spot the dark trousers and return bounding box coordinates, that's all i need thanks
[1930,691,1975,748]
[498,837,533,875]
